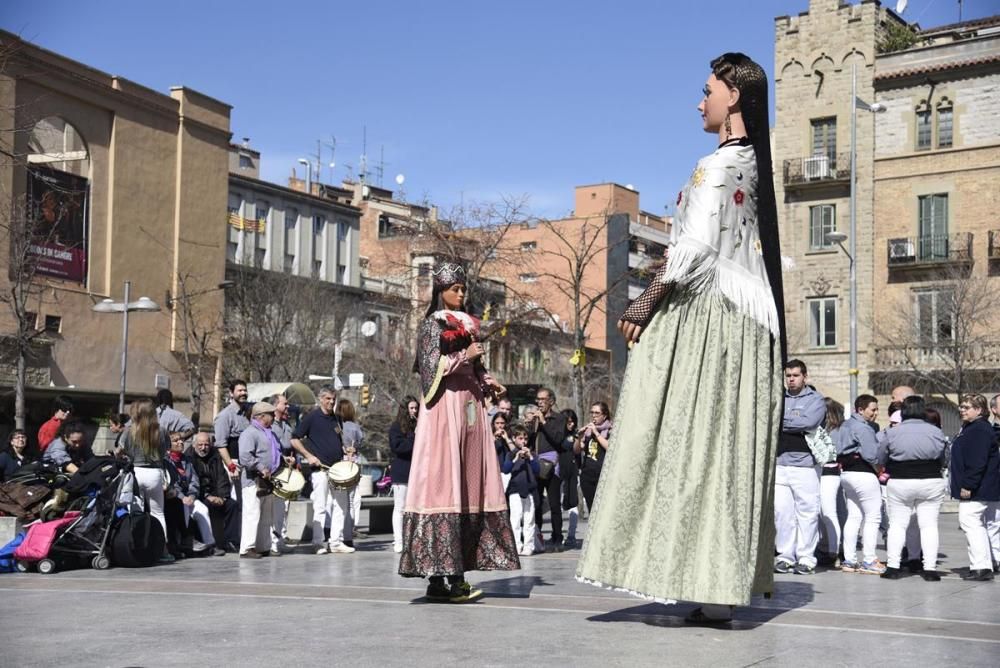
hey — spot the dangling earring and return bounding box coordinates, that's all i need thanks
[724,113,732,141]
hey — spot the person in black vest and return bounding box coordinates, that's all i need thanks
[526,387,569,553]
[952,393,1000,581]
[389,396,418,553]
[190,431,236,555]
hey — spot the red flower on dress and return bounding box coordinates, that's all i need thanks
[733,189,745,206]
[676,191,683,205]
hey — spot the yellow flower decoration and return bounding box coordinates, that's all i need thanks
[690,167,705,188]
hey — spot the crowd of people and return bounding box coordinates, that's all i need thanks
[775,359,1000,582]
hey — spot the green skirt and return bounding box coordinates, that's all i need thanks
[575,288,781,606]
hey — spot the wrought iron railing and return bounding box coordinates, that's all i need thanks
[886,232,972,266]
[874,341,1000,369]
[782,153,850,186]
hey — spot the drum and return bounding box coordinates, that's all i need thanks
[327,461,361,491]
[271,466,306,501]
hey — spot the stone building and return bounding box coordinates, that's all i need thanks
[0,30,231,432]
[774,1,1000,425]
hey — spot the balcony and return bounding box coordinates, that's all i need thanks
[887,233,973,280]
[989,230,1000,274]
[870,341,1000,393]
[782,153,850,189]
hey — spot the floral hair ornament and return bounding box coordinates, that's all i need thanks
[432,262,467,289]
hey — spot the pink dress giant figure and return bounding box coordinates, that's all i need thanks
[398,263,520,601]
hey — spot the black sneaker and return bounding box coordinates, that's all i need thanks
[774,560,793,574]
[793,562,815,575]
[880,566,903,579]
[425,581,451,602]
[547,541,565,553]
[920,570,941,582]
[904,559,923,573]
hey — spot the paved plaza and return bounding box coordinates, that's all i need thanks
[1,511,998,667]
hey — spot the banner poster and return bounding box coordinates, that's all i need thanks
[26,165,89,283]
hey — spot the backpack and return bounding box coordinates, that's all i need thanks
[0,481,53,521]
[109,493,165,567]
[0,533,25,573]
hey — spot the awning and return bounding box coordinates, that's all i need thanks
[246,382,317,407]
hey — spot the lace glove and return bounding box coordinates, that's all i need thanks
[620,260,671,328]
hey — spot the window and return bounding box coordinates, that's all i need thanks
[519,273,538,283]
[227,224,240,263]
[284,208,298,273]
[936,106,953,148]
[811,118,837,162]
[918,194,948,260]
[24,312,38,331]
[914,289,954,345]
[44,315,62,334]
[239,154,253,169]
[916,110,932,150]
[520,241,537,252]
[337,220,348,241]
[257,200,269,225]
[808,298,837,348]
[339,264,348,284]
[418,263,432,277]
[809,204,836,250]
[312,215,326,277]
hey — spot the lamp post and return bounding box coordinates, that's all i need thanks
[297,158,312,195]
[92,281,161,413]
[837,64,886,406]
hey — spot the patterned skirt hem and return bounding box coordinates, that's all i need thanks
[574,575,678,605]
[398,510,520,578]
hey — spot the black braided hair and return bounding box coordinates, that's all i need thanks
[710,53,788,364]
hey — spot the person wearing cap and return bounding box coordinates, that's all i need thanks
[877,396,948,581]
[238,401,293,559]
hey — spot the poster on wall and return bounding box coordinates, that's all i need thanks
[26,165,89,283]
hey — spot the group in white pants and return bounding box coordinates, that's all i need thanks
[958,501,1000,573]
[884,478,945,576]
[840,469,883,572]
[240,475,285,556]
[133,466,169,560]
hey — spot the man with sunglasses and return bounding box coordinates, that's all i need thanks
[525,387,568,552]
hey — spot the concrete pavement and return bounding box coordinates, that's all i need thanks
[0,511,998,667]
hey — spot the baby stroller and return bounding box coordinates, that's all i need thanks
[374,466,393,497]
[14,457,129,574]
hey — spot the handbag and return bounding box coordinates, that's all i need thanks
[537,458,556,481]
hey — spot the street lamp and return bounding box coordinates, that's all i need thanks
[297,158,312,195]
[92,281,161,413]
[844,63,887,406]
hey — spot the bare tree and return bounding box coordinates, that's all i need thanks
[223,261,362,383]
[531,211,635,417]
[168,272,225,423]
[872,263,1000,401]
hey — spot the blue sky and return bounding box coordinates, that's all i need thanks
[3,0,992,218]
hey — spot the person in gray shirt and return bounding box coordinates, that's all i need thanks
[878,396,948,580]
[156,389,196,440]
[774,359,826,575]
[837,394,885,574]
[41,422,91,474]
[213,379,250,474]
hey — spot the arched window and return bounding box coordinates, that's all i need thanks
[26,117,90,283]
[935,97,953,149]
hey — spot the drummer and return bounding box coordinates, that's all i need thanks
[269,393,295,552]
[290,385,356,555]
[238,402,294,559]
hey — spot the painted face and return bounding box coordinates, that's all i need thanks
[784,367,807,393]
[697,74,735,134]
[441,283,466,310]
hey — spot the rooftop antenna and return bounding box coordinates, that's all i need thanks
[359,125,368,184]
[323,135,338,184]
[312,140,323,183]
[395,173,406,201]
[375,144,390,187]
[958,0,963,22]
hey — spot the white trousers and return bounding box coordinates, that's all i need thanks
[841,471,882,563]
[310,471,348,546]
[959,501,998,570]
[343,486,361,539]
[774,465,821,567]
[240,479,280,554]
[885,479,944,570]
[185,499,214,546]
[134,467,167,541]
[818,474,842,555]
[987,501,1000,562]
[508,493,536,554]
[392,483,408,550]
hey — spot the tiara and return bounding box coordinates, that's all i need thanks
[432,263,467,288]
